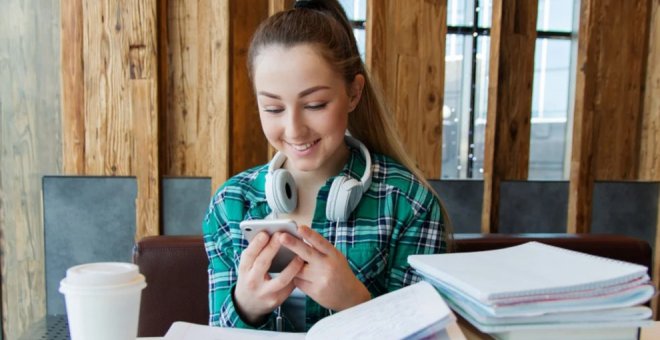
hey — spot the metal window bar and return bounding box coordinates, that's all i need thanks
[446,2,572,177]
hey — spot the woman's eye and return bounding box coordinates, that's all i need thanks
[263,108,284,113]
[306,103,327,111]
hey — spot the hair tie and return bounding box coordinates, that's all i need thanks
[294,0,319,10]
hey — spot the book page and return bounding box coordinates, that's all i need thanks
[306,281,454,339]
[164,321,306,340]
[408,242,648,301]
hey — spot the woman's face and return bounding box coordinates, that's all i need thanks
[253,44,363,176]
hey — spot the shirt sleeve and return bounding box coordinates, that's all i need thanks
[385,187,446,292]
[202,187,276,330]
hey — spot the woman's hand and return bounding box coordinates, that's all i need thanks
[234,231,305,325]
[279,225,371,311]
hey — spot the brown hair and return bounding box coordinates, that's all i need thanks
[247,0,453,250]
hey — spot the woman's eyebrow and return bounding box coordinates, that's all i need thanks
[257,85,330,100]
[298,85,330,98]
[257,91,281,99]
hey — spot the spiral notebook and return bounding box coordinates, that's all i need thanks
[408,242,650,304]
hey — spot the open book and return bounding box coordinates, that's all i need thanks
[164,281,456,340]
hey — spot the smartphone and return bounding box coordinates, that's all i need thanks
[239,219,300,273]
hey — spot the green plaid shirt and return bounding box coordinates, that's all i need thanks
[202,145,446,331]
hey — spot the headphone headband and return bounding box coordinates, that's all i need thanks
[344,135,372,191]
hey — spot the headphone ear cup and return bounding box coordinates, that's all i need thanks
[326,176,361,222]
[265,169,298,214]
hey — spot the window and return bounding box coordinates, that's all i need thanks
[442,0,578,180]
[443,0,492,179]
[529,0,577,179]
[339,0,367,58]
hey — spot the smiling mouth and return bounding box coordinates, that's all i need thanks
[287,139,320,151]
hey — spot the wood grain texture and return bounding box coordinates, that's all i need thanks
[366,0,394,107]
[641,0,660,181]
[1,1,61,337]
[591,0,648,180]
[197,0,231,191]
[567,0,597,234]
[231,0,269,176]
[129,0,160,239]
[161,0,231,191]
[162,0,202,176]
[367,0,446,179]
[642,0,660,319]
[132,80,160,239]
[568,0,651,233]
[61,0,85,174]
[83,0,134,175]
[481,0,538,233]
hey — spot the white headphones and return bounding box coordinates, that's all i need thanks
[265,135,372,222]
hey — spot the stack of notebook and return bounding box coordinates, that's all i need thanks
[408,242,655,340]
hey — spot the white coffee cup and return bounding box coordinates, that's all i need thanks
[59,262,147,340]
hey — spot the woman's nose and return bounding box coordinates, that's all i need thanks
[285,107,307,138]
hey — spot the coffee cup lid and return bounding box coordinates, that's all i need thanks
[63,262,141,287]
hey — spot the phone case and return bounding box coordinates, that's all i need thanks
[239,219,299,273]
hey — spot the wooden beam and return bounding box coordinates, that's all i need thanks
[129,0,160,239]
[83,0,134,175]
[641,0,660,181]
[61,0,85,174]
[197,0,231,191]
[567,0,597,234]
[568,0,651,233]
[231,0,269,176]
[641,0,660,320]
[481,0,538,233]
[157,0,169,178]
[366,0,446,179]
[162,0,204,176]
[132,79,160,239]
[1,1,61,337]
[132,80,160,239]
[366,0,394,110]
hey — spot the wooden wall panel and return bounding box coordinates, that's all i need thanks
[641,0,660,319]
[132,84,160,239]
[591,1,648,180]
[230,0,269,176]
[162,0,230,191]
[568,0,651,233]
[481,0,538,233]
[162,0,204,176]
[367,0,446,179]
[61,0,85,174]
[199,0,231,192]
[129,0,160,239]
[641,0,660,181]
[0,1,61,338]
[83,0,134,176]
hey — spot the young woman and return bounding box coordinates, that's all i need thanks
[202,0,450,332]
